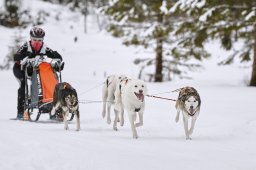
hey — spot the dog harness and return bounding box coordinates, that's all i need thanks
[185,107,199,117]
[135,108,141,112]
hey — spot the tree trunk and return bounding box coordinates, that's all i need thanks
[83,0,88,34]
[154,15,163,82]
[155,38,163,82]
[84,14,87,33]
[249,30,256,86]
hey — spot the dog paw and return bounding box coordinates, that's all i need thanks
[113,126,118,131]
[120,121,124,126]
[107,119,111,124]
[186,136,192,140]
[64,126,69,130]
[133,135,138,139]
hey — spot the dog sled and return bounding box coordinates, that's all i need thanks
[21,55,74,122]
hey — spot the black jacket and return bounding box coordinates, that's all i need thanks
[14,41,62,63]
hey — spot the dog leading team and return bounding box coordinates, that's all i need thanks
[175,87,201,140]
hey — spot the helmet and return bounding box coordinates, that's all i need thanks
[30,27,45,39]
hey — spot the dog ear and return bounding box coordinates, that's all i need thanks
[196,93,201,106]
[125,79,129,85]
[62,82,71,90]
[181,96,186,102]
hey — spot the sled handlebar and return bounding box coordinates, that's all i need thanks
[21,55,63,70]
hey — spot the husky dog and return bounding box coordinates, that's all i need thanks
[102,75,127,124]
[51,82,80,131]
[114,78,147,139]
[175,87,201,140]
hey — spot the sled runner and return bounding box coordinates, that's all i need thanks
[21,55,74,122]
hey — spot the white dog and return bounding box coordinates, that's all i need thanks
[175,87,201,140]
[114,78,147,139]
[102,75,127,124]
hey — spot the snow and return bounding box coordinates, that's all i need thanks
[169,1,181,13]
[199,8,214,22]
[160,0,168,15]
[0,0,256,170]
[245,10,256,21]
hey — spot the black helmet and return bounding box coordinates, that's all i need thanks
[30,27,45,39]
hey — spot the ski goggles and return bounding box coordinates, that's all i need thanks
[31,37,43,41]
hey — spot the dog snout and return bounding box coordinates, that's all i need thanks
[190,106,193,109]
[139,90,143,94]
[71,99,76,105]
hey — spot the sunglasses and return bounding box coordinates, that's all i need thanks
[31,37,43,41]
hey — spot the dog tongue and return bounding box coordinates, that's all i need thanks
[135,93,144,102]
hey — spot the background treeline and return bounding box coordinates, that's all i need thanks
[1,0,255,86]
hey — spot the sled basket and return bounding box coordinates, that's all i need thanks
[39,62,58,103]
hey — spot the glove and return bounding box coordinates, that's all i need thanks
[53,61,64,71]
[60,61,64,70]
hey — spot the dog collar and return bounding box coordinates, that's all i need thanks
[68,104,78,112]
[135,108,141,112]
[187,107,198,116]
[188,112,195,116]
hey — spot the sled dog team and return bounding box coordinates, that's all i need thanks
[54,74,201,140]
[101,74,201,140]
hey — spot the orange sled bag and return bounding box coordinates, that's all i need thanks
[39,62,58,103]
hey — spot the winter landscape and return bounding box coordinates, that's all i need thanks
[0,0,256,170]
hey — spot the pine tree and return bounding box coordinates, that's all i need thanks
[171,0,256,86]
[103,0,204,82]
[4,0,21,27]
[0,31,24,70]
[0,0,33,28]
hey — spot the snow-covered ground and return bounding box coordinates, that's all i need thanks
[0,1,255,170]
